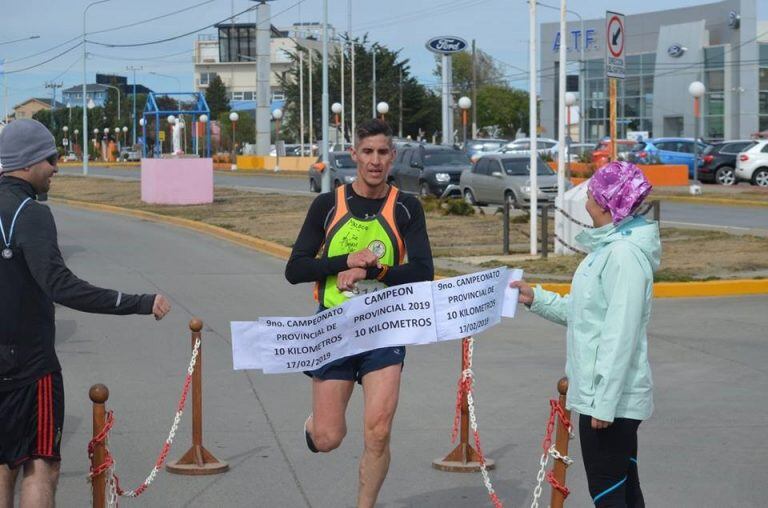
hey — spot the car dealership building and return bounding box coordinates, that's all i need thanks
[540,0,767,143]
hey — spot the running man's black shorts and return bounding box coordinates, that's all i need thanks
[0,371,64,468]
[304,346,405,384]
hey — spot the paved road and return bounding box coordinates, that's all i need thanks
[49,203,767,507]
[58,165,767,232]
[59,165,311,194]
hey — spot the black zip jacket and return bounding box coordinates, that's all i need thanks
[0,177,155,390]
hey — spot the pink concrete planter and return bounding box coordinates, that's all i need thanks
[141,158,214,205]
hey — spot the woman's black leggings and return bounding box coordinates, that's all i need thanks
[579,414,645,507]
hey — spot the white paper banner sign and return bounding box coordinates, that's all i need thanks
[232,267,523,374]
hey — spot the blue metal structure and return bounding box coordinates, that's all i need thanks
[142,92,212,158]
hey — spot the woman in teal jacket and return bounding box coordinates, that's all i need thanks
[512,161,659,507]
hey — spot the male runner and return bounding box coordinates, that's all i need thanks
[285,119,433,507]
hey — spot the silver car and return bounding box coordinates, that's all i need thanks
[460,154,561,208]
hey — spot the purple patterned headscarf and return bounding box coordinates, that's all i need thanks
[588,161,652,224]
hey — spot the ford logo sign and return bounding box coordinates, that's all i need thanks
[667,44,686,58]
[426,36,468,54]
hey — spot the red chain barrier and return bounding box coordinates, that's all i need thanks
[87,344,198,501]
[538,399,573,500]
[546,471,571,498]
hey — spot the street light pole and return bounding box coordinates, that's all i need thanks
[372,44,377,118]
[102,84,121,120]
[321,0,331,193]
[127,65,142,147]
[229,111,239,171]
[83,0,114,175]
[689,80,705,195]
[458,96,471,150]
[273,108,283,172]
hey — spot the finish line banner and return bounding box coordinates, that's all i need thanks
[231,267,523,374]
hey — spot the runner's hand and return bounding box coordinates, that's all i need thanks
[337,268,367,291]
[347,249,380,269]
[591,417,612,430]
[152,295,171,320]
[509,280,534,305]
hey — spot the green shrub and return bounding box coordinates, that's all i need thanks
[442,198,475,216]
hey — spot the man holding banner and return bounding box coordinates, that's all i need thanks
[284,119,433,508]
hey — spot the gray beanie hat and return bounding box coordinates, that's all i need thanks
[0,119,58,173]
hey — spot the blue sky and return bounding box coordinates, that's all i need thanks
[2,0,766,112]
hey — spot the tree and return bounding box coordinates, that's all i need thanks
[476,85,529,138]
[205,74,230,117]
[278,36,441,143]
[433,48,506,97]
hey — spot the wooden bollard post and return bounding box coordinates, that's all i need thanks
[89,384,109,508]
[432,338,495,472]
[167,318,229,475]
[550,377,571,508]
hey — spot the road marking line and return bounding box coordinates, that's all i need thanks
[662,220,750,231]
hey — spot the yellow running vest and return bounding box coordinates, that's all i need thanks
[315,185,406,309]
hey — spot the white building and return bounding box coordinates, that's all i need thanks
[193,22,337,111]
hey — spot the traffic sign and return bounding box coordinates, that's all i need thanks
[605,11,625,79]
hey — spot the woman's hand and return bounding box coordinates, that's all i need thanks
[509,280,534,306]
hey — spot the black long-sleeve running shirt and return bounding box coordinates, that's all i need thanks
[0,177,156,391]
[285,184,434,287]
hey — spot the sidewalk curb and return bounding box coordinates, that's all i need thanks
[656,195,768,208]
[50,198,768,299]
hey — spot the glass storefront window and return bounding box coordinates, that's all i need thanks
[641,53,656,74]
[760,92,768,115]
[759,44,768,66]
[760,116,768,132]
[706,92,725,116]
[626,55,642,75]
[624,97,641,117]
[704,46,724,69]
[760,68,768,91]
[642,76,653,95]
[586,59,604,78]
[625,76,641,96]
[704,116,724,140]
[706,70,724,92]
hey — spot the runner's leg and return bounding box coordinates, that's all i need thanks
[0,465,20,508]
[309,378,355,452]
[357,364,402,508]
[19,459,59,508]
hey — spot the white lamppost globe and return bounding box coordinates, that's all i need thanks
[122,126,128,133]
[688,81,706,98]
[229,112,239,122]
[272,108,283,120]
[458,96,471,110]
[114,127,120,135]
[103,128,109,134]
[167,115,176,125]
[565,92,577,107]
[331,102,342,114]
[93,128,99,135]
[139,118,146,127]
[199,114,209,123]
[62,126,69,133]
[74,129,79,135]
[376,102,389,115]
[87,99,95,110]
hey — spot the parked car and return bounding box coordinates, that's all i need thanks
[735,139,768,187]
[628,137,710,178]
[465,138,508,162]
[307,151,357,192]
[389,143,470,197]
[460,153,561,208]
[500,137,559,158]
[699,140,756,185]
[591,139,636,167]
[119,147,141,162]
[558,142,594,163]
